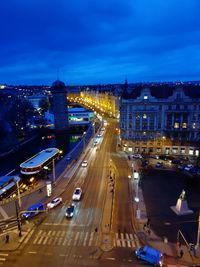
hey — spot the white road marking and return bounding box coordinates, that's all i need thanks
[0,259,6,261]
[28,251,37,254]
[0,254,8,257]
[33,235,40,244]
[23,229,35,244]
[106,257,115,260]
[73,232,80,246]
[83,232,88,246]
[88,232,94,246]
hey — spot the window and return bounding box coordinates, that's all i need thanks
[143,114,147,119]
[189,149,194,155]
[192,123,196,129]
[182,123,187,129]
[144,95,148,100]
[174,122,179,129]
[172,147,178,154]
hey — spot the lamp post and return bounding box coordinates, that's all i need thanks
[196,210,200,249]
[52,158,56,184]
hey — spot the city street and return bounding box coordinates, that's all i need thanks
[3,120,145,267]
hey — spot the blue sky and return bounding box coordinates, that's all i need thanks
[0,0,200,85]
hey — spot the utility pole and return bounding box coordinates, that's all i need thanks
[196,210,200,249]
[15,200,22,237]
[16,181,21,208]
[52,158,56,184]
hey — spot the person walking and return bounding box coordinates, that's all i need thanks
[179,249,184,258]
[5,234,9,243]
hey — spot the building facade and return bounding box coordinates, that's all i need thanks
[120,86,200,157]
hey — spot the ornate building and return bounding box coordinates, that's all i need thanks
[120,86,200,157]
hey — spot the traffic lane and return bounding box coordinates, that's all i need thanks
[142,168,199,243]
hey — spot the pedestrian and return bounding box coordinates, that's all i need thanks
[95,227,98,233]
[179,249,184,258]
[143,224,147,231]
[5,234,9,243]
[147,218,151,227]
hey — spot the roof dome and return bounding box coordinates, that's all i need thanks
[51,79,66,89]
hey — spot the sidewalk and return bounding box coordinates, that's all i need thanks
[126,154,200,267]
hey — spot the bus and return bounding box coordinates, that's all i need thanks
[20,148,60,176]
[0,176,21,200]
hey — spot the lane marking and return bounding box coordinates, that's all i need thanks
[28,251,37,254]
[106,257,115,260]
[0,254,8,256]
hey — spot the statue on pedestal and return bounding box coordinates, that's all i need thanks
[171,189,193,215]
[179,189,186,200]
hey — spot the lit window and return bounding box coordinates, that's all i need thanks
[172,147,178,154]
[143,114,147,119]
[174,122,179,128]
[143,131,146,135]
[192,123,196,129]
[195,150,199,156]
[144,95,148,100]
[182,123,187,129]
[189,149,193,155]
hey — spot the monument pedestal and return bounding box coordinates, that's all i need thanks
[171,198,193,215]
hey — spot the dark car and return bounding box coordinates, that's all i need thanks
[65,204,75,218]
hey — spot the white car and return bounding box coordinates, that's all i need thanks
[47,197,62,209]
[81,160,88,167]
[132,154,142,159]
[72,188,82,201]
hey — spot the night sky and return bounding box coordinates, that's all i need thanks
[0,0,200,85]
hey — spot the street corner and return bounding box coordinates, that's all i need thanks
[100,232,114,252]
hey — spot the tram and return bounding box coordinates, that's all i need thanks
[20,148,60,176]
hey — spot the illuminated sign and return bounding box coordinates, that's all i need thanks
[46,181,52,197]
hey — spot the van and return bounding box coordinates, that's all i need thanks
[135,245,163,266]
[22,202,45,219]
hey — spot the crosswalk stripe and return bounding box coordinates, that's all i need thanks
[52,231,56,236]
[133,233,140,248]
[37,236,44,245]
[78,232,84,246]
[52,237,59,245]
[47,237,53,245]
[83,232,88,246]
[47,230,52,236]
[42,236,49,245]
[67,238,72,246]
[0,258,6,261]
[33,235,40,244]
[57,238,62,246]
[30,230,140,248]
[73,232,80,246]
[116,240,121,247]
[88,232,94,246]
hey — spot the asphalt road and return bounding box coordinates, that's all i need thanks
[4,119,146,267]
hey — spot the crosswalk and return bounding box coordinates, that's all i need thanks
[32,230,139,248]
[0,253,9,265]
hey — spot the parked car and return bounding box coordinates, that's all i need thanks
[132,154,142,159]
[47,197,62,209]
[155,162,163,168]
[184,164,194,171]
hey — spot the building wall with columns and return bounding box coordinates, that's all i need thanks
[120,86,200,157]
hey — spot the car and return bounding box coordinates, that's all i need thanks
[72,187,82,201]
[184,164,194,171]
[65,203,75,218]
[47,197,62,209]
[155,162,163,168]
[132,154,142,159]
[81,160,88,167]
